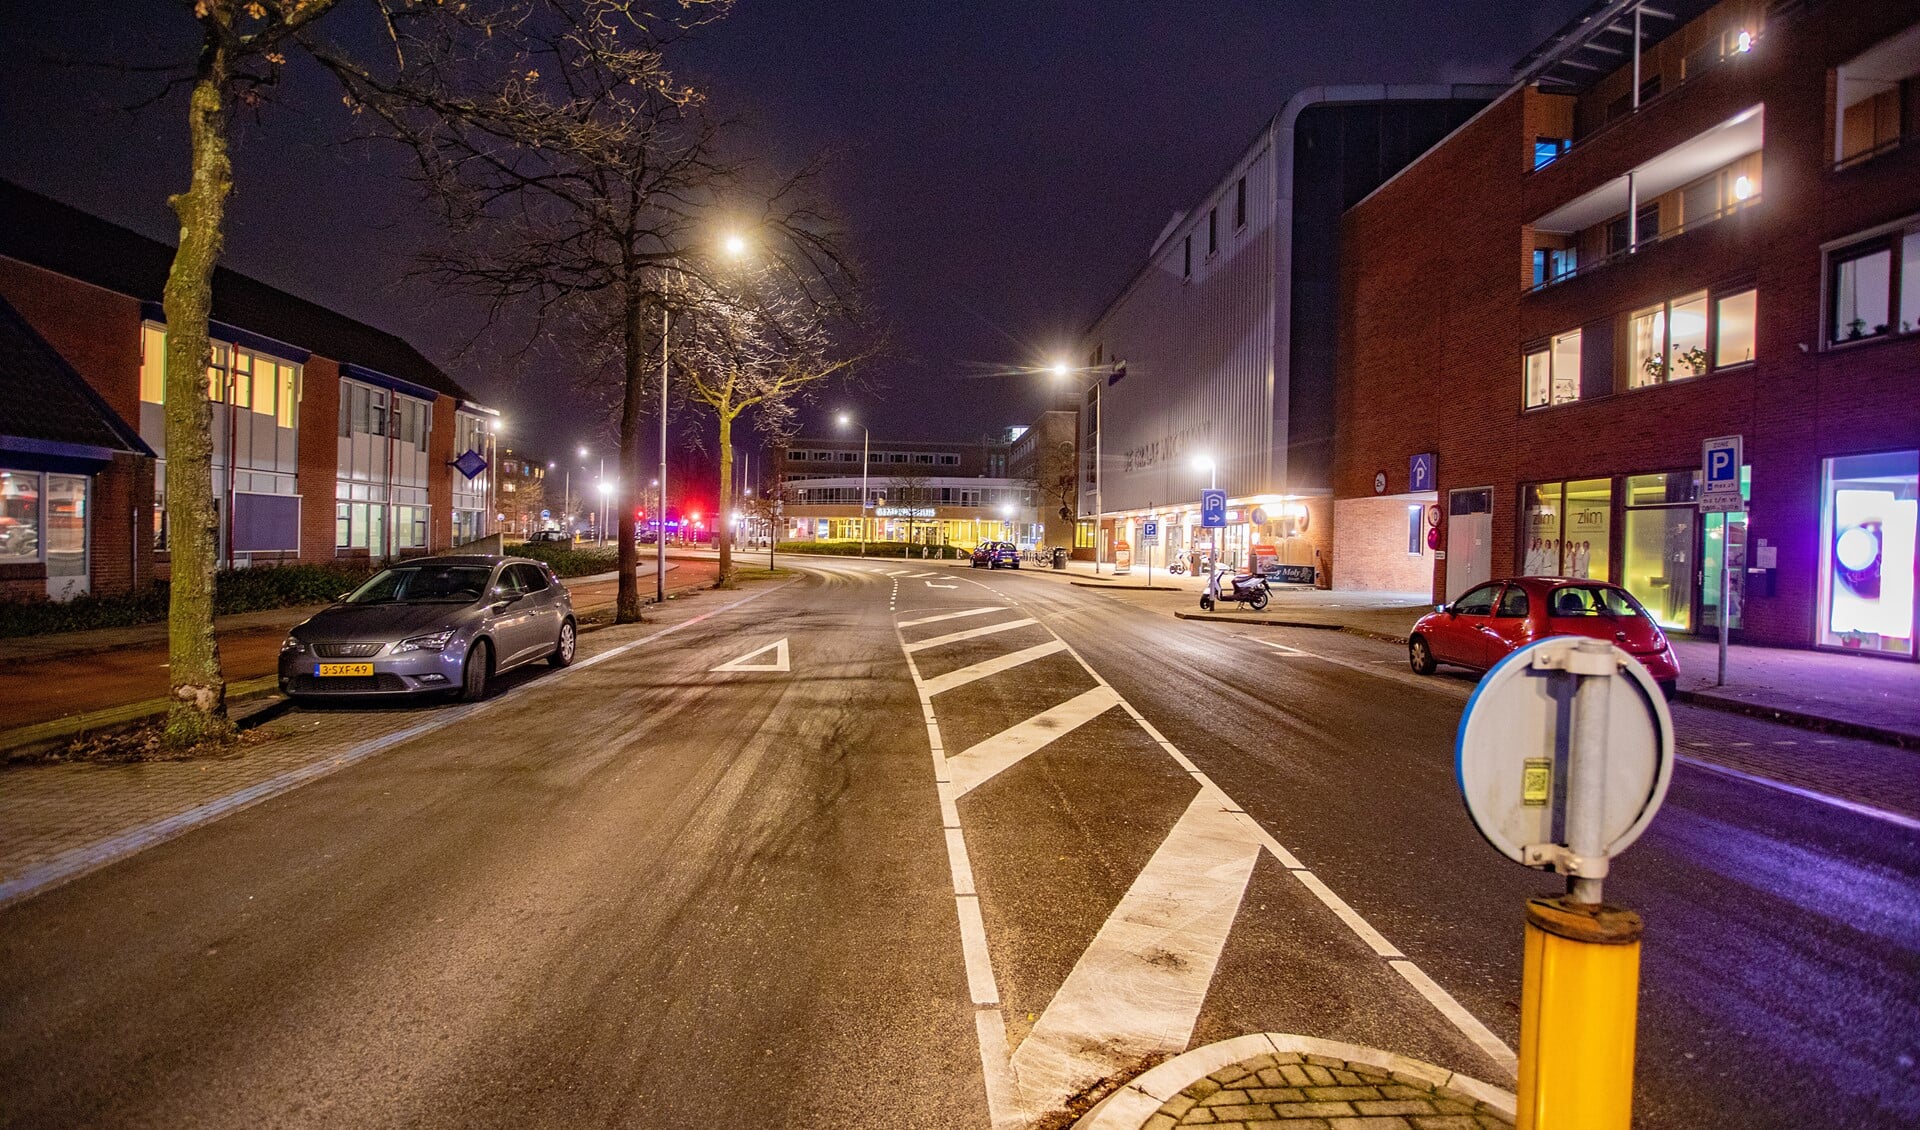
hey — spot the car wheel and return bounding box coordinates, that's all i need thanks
[1249,590,1269,611]
[549,619,576,668]
[1408,635,1437,675]
[459,638,492,701]
[1011,561,1020,569]
[1658,678,1677,701]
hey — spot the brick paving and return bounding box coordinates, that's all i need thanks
[1148,1051,1511,1130]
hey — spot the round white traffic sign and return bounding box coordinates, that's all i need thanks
[1455,637,1673,870]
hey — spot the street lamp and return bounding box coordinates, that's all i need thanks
[837,412,870,557]
[1193,454,1217,490]
[1051,359,1115,573]
[1000,502,1014,542]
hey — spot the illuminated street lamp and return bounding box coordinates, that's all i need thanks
[1193,454,1217,490]
[837,412,870,557]
[1050,359,1121,573]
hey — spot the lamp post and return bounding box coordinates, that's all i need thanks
[837,412,869,557]
[597,479,612,547]
[654,232,752,603]
[1194,454,1217,490]
[1052,360,1114,573]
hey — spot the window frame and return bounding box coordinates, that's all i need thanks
[1522,329,1583,410]
[1825,232,1906,345]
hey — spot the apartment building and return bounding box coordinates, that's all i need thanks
[1336,0,1919,660]
[0,183,502,596]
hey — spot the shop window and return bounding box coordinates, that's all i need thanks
[1523,330,1582,409]
[1630,291,1709,387]
[1521,478,1610,580]
[0,469,42,564]
[1074,520,1095,549]
[1714,289,1758,367]
[1818,450,1917,657]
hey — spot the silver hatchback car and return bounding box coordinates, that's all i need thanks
[279,555,576,702]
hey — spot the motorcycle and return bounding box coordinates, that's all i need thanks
[1200,566,1270,612]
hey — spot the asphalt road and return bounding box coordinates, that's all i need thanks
[2,558,1915,1128]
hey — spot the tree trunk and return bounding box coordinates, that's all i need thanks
[161,54,235,747]
[715,408,734,587]
[615,290,646,622]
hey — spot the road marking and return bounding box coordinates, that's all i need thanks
[919,640,1068,697]
[899,606,1009,628]
[950,685,1121,797]
[1390,961,1519,1077]
[898,575,1520,1124]
[1254,639,1308,655]
[925,580,958,589]
[906,571,941,578]
[885,569,915,576]
[0,579,803,909]
[1676,755,1920,831]
[709,637,790,673]
[904,617,1039,653]
[1010,785,1265,1111]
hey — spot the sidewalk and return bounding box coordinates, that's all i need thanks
[0,558,713,750]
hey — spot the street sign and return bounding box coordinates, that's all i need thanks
[1701,434,1743,512]
[1456,637,1673,874]
[540,509,551,520]
[1200,489,1227,528]
[1409,452,1436,493]
[1142,519,1159,544]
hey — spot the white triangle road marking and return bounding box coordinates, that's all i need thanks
[709,637,790,673]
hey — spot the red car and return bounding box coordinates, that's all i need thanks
[1408,576,1679,697]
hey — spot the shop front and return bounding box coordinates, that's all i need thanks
[1817,449,1917,658]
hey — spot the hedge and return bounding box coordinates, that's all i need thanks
[503,541,624,578]
[0,561,375,639]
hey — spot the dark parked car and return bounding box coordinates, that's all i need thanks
[526,529,570,544]
[279,555,575,702]
[1408,576,1679,697]
[970,541,1020,568]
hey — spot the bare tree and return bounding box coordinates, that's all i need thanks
[128,0,519,746]
[335,0,857,618]
[674,269,863,586]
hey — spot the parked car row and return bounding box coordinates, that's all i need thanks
[279,555,576,704]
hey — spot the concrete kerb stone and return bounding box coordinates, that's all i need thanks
[1672,688,1920,751]
[1073,1033,1515,1130]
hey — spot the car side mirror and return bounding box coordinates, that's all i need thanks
[1437,602,1452,615]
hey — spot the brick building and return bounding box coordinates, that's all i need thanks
[1335,0,1920,661]
[0,183,503,598]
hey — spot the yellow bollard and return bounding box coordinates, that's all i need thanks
[1516,896,1643,1130]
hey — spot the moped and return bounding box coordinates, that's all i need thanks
[1200,566,1270,612]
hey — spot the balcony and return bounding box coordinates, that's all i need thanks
[1525,103,1761,294]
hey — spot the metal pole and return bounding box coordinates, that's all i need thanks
[860,426,869,557]
[598,455,606,547]
[1717,517,1732,686]
[1631,3,1643,110]
[657,304,669,606]
[1566,638,1614,906]
[1094,377,1103,574]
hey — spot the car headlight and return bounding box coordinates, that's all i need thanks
[281,635,304,653]
[392,630,456,654]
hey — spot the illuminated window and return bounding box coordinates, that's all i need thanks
[1523,330,1582,409]
[1714,290,1757,367]
[1631,291,1709,387]
[140,324,166,404]
[1818,450,1917,656]
[1827,225,1920,344]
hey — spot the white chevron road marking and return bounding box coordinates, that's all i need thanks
[904,617,1039,653]
[949,684,1121,798]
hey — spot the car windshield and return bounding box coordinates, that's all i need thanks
[1548,585,1641,619]
[345,564,493,605]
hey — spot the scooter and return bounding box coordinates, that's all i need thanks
[1200,566,1270,612]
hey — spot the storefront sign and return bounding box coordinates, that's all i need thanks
[1260,563,1318,585]
[875,506,935,518]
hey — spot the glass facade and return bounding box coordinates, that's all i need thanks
[1520,479,1610,579]
[1818,450,1917,657]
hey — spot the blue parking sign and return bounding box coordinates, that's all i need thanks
[1409,452,1436,492]
[1200,489,1228,528]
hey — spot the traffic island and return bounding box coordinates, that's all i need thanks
[1075,1033,1513,1129]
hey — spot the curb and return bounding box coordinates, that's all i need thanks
[1074,1032,1516,1130]
[0,579,721,759]
[1672,688,1918,750]
[1071,580,1186,592]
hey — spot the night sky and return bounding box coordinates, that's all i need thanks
[1,1,1587,475]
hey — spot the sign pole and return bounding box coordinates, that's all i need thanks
[1718,526,1732,687]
